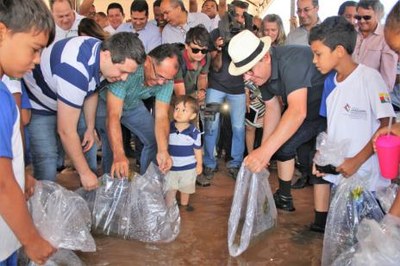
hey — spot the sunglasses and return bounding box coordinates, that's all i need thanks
[355,15,372,21]
[190,47,208,54]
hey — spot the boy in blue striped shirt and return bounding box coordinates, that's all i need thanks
[165,96,202,211]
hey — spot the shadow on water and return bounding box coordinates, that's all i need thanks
[57,160,323,265]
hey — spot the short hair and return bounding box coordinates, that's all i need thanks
[185,25,211,47]
[309,16,357,55]
[100,32,146,64]
[261,14,286,46]
[298,0,319,8]
[202,0,219,11]
[174,95,199,115]
[107,2,124,16]
[131,0,149,16]
[231,0,249,10]
[96,11,107,18]
[338,1,357,15]
[49,0,73,10]
[154,0,162,8]
[0,0,55,46]
[357,0,383,12]
[168,0,187,12]
[148,43,180,70]
[385,1,400,34]
[78,18,109,41]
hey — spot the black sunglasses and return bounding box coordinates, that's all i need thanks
[355,15,372,21]
[190,47,208,54]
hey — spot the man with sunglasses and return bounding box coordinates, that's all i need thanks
[286,0,319,46]
[353,0,398,91]
[100,44,179,177]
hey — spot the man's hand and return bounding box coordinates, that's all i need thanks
[111,154,130,178]
[244,146,271,173]
[157,151,172,174]
[80,171,98,190]
[81,128,95,153]
[24,235,56,266]
[24,174,36,200]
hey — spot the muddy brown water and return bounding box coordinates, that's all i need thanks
[56,160,323,266]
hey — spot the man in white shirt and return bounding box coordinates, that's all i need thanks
[104,2,125,34]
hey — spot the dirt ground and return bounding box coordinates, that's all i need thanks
[55,158,323,266]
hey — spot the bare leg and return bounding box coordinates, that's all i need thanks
[277,159,295,182]
[245,125,256,153]
[180,192,190,206]
[314,184,330,212]
[165,189,177,208]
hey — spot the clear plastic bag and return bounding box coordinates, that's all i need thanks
[313,132,350,167]
[81,163,180,243]
[322,174,384,266]
[29,181,95,252]
[120,163,181,243]
[333,214,400,266]
[376,184,399,213]
[228,164,277,257]
[91,174,130,236]
[25,249,85,266]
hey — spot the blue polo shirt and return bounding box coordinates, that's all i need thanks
[24,37,101,114]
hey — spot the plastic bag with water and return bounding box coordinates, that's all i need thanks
[321,174,384,266]
[228,164,277,257]
[29,181,95,252]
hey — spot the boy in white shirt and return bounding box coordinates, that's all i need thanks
[308,16,395,232]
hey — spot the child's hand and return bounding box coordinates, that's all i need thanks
[312,163,325,177]
[336,157,360,178]
[196,164,203,176]
[24,235,56,265]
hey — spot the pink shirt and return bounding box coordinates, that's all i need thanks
[353,24,398,91]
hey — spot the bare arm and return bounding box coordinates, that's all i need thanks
[337,117,390,177]
[155,100,172,173]
[78,0,94,16]
[106,92,129,178]
[0,158,55,264]
[245,89,307,172]
[196,73,208,102]
[57,101,98,190]
[211,37,224,72]
[174,82,186,96]
[218,0,227,17]
[81,92,98,152]
[194,148,203,175]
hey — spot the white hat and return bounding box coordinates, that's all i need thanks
[228,30,272,76]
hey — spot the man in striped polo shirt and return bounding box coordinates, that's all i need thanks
[24,32,145,190]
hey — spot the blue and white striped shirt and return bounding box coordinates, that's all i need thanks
[169,122,201,171]
[24,37,101,114]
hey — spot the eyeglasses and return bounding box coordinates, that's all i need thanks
[355,15,372,21]
[190,47,208,54]
[296,6,315,14]
[150,58,173,82]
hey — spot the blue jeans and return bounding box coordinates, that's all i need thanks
[96,99,112,174]
[0,251,17,266]
[121,102,157,174]
[28,112,97,181]
[203,89,246,169]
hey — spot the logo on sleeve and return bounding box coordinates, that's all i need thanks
[379,92,390,103]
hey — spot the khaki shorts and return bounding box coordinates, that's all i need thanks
[165,168,197,194]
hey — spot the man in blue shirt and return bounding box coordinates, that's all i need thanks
[24,32,145,190]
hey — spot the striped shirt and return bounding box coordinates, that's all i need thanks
[169,122,201,171]
[24,37,102,114]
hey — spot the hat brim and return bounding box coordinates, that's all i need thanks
[228,36,272,76]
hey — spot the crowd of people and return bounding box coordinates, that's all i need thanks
[1,0,400,264]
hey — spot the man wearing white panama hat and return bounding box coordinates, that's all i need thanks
[228,30,327,222]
